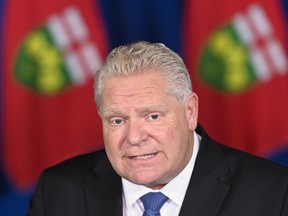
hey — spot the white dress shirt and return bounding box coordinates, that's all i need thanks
[122,132,200,216]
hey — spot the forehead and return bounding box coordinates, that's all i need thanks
[102,72,166,96]
[100,72,171,111]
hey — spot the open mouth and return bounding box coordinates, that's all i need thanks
[130,153,157,160]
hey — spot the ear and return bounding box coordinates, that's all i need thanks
[185,93,199,131]
[98,110,102,118]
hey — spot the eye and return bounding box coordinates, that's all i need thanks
[148,114,160,121]
[110,118,124,126]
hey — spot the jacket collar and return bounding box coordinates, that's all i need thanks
[179,124,232,216]
[84,152,123,216]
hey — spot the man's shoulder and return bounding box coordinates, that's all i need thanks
[219,143,288,179]
[42,149,111,182]
[197,124,288,178]
[50,148,107,168]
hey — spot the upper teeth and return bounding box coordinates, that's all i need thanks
[133,153,155,159]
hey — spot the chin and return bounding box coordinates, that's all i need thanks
[131,176,167,189]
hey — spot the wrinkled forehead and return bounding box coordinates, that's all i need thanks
[99,72,173,112]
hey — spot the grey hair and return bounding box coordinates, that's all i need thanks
[94,41,192,112]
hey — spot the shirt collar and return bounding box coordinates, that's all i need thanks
[122,131,200,208]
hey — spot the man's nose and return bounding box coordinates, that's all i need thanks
[126,119,148,145]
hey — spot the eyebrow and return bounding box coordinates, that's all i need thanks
[137,105,167,113]
[102,104,167,117]
[101,108,122,118]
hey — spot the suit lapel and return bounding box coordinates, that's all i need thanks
[179,125,232,216]
[84,154,123,216]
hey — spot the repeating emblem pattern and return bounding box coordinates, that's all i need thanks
[199,4,288,93]
[15,6,102,95]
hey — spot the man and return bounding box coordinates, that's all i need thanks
[28,41,288,216]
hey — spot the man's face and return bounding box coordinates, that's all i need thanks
[100,71,198,189]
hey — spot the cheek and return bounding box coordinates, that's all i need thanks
[103,125,127,154]
[160,119,190,150]
[149,122,177,149]
[103,132,123,170]
[160,117,187,138]
[163,126,176,140]
[103,129,119,154]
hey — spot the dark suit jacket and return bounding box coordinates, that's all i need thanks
[27,125,288,216]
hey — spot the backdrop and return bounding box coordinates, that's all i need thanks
[0,0,287,215]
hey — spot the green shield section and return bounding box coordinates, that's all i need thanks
[199,25,256,93]
[15,26,72,95]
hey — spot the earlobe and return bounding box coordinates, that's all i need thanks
[186,93,199,131]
